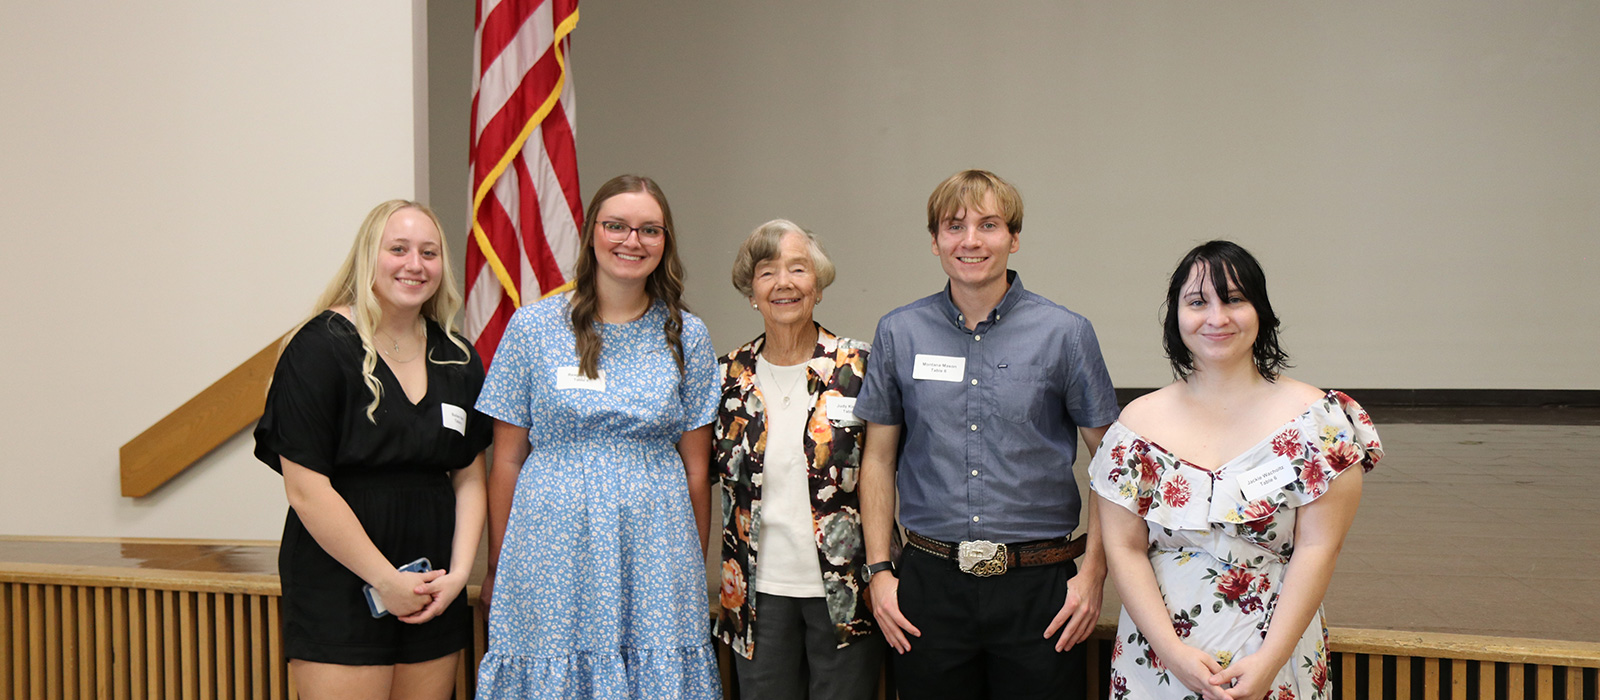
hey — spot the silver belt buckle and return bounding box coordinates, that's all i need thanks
[956,540,1008,577]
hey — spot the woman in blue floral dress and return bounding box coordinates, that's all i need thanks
[473,175,722,699]
[1091,241,1382,700]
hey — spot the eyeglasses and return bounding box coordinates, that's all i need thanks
[598,221,667,246]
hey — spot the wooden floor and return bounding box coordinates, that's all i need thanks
[5,413,1599,645]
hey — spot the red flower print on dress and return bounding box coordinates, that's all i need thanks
[1241,500,1276,521]
[1111,444,1127,464]
[1136,493,1155,515]
[1111,638,1123,661]
[1216,568,1255,602]
[1310,656,1329,691]
[1299,460,1328,496]
[1143,645,1165,671]
[1162,475,1192,508]
[1137,451,1161,488]
[1270,430,1302,459]
[1275,684,1296,700]
[1326,441,1361,471]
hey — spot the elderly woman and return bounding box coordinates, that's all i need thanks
[713,220,882,699]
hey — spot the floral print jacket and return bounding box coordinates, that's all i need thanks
[712,325,875,658]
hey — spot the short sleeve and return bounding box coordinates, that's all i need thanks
[1063,319,1120,430]
[475,307,537,428]
[851,316,902,425]
[253,320,347,475]
[679,314,719,431]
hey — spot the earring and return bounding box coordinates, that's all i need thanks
[752,302,758,309]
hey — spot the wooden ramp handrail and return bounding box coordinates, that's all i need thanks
[119,337,284,497]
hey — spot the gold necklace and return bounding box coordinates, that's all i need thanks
[379,322,424,363]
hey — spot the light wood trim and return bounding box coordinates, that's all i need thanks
[77,586,92,697]
[233,593,248,700]
[198,592,213,700]
[143,589,160,699]
[1395,654,1411,699]
[1341,652,1357,698]
[1451,658,1467,699]
[1565,666,1581,700]
[1423,657,1439,697]
[268,595,282,700]
[1537,663,1553,700]
[250,595,265,700]
[216,592,231,700]
[97,587,111,700]
[1,584,13,699]
[60,584,76,699]
[1482,659,1497,699]
[30,584,45,699]
[117,588,132,700]
[1510,663,1526,700]
[0,561,280,596]
[119,338,281,498]
[164,589,178,700]
[1332,628,1600,667]
[1368,654,1384,699]
[181,592,197,700]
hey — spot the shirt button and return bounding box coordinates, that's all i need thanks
[974,335,982,341]
[970,424,978,431]
[972,516,980,522]
[970,379,978,385]
[970,470,979,477]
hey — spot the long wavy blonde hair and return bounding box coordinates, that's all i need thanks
[279,200,471,422]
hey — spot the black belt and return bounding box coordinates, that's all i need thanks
[906,530,1085,577]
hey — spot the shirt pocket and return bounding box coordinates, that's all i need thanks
[991,363,1051,424]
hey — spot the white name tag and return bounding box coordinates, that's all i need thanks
[556,366,607,392]
[912,354,965,382]
[826,396,860,424]
[440,404,467,436]
[1236,456,1299,502]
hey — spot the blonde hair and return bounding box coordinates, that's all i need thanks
[926,169,1024,235]
[729,219,836,299]
[279,200,472,422]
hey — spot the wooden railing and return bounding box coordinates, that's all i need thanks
[5,564,1596,699]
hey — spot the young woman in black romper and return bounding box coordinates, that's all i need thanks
[254,200,491,699]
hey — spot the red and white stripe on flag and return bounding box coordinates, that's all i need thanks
[464,0,582,366]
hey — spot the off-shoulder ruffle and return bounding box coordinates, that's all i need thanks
[475,642,722,699]
[1089,390,1383,531]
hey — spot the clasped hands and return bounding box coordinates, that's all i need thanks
[372,567,467,624]
[1164,642,1283,700]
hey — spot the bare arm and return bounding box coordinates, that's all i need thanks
[281,459,438,617]
[860,421,921,653]
[677,424,715,554]
[399,452,487,623]
[1100,492,1228,700]
[1044,424,1111,651]
[1214,468,1364,700]
[480,420,531,609]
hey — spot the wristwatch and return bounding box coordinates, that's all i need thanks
[862,561,896,583]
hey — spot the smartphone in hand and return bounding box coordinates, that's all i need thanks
[363,557,432,618]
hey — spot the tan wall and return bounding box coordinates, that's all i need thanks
[0,3,424,538]
[570,1,1600,390]
[3,2,1597,539]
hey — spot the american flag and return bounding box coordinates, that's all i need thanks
[464,0,582,365]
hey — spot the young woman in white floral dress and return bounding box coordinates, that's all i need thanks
[1091,240,1382,700]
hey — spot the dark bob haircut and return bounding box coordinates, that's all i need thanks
[1162,240,1290,381]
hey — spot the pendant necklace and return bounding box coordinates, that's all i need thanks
[758,356,807,408]
[379,322,424,363]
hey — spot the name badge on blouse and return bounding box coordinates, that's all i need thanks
[912,354,965,382]
[1236,456,1298,502]
[556,366,607,392]
[826,396,861,424]
[440,404,468,436]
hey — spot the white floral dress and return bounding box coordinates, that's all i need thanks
[1089,391,1382,700]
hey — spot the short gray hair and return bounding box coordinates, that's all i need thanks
[730,219,837,298]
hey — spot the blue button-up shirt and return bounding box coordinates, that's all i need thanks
[854,272,1119,543]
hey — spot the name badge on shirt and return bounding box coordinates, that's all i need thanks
[1236,456,1298,502]
[556,366,607,392]
[912,354,965,382]
[826,396,861,424]
[440,403,467,436]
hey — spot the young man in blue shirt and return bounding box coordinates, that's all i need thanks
[855,170,1120,699]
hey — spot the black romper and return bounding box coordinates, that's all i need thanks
[253,311,493,665]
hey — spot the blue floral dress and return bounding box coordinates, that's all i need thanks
[474,296,722,700]
[1089,391,1382,700]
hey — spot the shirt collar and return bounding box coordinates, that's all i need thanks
[938,270,1025,330]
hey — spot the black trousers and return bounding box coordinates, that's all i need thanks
[892,547,1085,700]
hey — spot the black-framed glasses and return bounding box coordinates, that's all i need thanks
[598,221,667,246]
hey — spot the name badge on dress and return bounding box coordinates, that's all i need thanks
[440,403,468,436]
[912,354,965,382]
[1236,456,1299,502]
[555,367,607,392]
[826,396,861,424]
